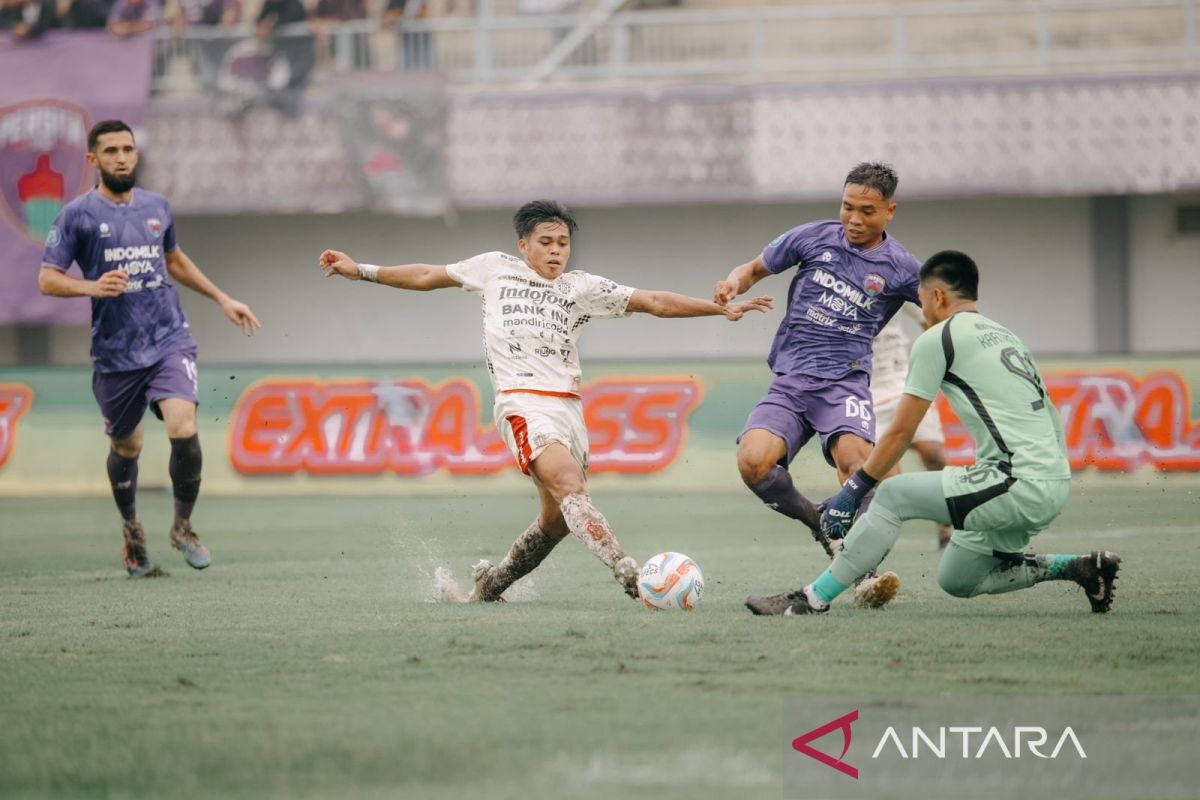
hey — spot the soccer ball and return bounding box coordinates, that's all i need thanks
[638,552,704,611]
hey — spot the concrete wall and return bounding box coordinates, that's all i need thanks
[9,193,1196,366]
[1129,193,1200,354]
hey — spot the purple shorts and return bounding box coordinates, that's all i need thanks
[739,371,876,468]
[92,345,200,440]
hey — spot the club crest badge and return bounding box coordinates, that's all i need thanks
[0,100,91,245]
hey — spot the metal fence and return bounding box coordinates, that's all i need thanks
[153,0,1200,92]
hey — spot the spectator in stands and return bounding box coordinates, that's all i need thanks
[59,0,112,29]
[0,0,57,39]
[254,0,313,101]
[107,0,161,37]
[311,0,366,70]
[171,0,239,35]
[383,0,433,71]
[256,0,304,39]
[313,0,363,22]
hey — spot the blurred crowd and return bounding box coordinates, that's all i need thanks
[0,0,435,41]
[0,0,684,42]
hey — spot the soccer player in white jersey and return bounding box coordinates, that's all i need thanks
[318,200,772,602]
[871,306,953,548]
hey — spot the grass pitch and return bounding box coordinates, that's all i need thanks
[1,483,1198,799]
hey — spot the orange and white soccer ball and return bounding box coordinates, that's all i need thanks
[638,552,704,611]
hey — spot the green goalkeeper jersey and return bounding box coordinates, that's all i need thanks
[904,311,1071,480]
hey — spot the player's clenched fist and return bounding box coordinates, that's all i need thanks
[92,269,128,298]
[712,279,739,306]
[320,249,359,280]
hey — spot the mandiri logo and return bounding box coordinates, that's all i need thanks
[792,709,1087,780]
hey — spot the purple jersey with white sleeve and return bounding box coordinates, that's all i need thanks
[761,220,920,379]
[41,188,194,373]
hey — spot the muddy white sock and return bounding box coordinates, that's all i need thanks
[480,521,561,601]
[559,492,625,569]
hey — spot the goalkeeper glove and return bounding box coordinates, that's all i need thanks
[820,468,878,540]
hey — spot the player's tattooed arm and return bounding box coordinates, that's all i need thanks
[713,255,771,306]
[627,290,773,321]
[38,265,127,298]
[166,248,262,336]
[318,249,461,291]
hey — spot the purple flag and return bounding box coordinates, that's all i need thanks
[0,30,154,324]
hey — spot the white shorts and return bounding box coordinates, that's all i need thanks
[873,395,946,445]
[494,391,589,475]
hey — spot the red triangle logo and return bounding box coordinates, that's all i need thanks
[791,709,859,780]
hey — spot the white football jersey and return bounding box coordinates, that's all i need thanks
[446,251,635,395]
[870,308,918,406]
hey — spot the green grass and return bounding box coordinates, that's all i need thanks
[1,485,1198,800]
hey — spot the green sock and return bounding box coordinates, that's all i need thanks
[1038,554,1078,581]
[811,569,848,605]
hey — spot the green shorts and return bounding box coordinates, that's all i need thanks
[942,464,1071,556]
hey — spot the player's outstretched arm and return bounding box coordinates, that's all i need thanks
[38,265,128,298]
[166,247,262,336]
[713,255,772,306]
[319,249,461,291]
[627,290,772,321]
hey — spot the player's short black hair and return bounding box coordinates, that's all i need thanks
[920,250,979,301]
[513,200,578,241]
[844,162,898,200]
[88,120,134,151]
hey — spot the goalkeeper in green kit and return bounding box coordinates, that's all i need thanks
[745,250,1122,616]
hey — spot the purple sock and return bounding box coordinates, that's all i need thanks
[106,450,139,522]
[750,466,821,532]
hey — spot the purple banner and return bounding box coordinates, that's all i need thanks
[0,30,154,325]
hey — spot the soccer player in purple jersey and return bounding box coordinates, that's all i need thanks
[38,120,261,577]
[712,162,921,609]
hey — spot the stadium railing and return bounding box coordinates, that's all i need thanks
[152,0,1200,92]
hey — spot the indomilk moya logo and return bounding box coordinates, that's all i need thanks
[792,709,1087,780]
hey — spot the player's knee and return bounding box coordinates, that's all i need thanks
[936,561,977,598]
[111,437,141,459]
[549,473,587,501]
[167,420,198,439]
[872,479,902,513]
[834,454,866,482]
[736,449,772,486]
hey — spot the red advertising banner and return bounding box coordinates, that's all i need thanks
[0,384,33,469]
[228,377,703,477]
[939,370,1200,472]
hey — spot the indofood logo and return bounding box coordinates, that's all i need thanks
[0,100,91,244]
[792,709,1087,780]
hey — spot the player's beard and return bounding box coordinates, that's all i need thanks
[99,165,137,195]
